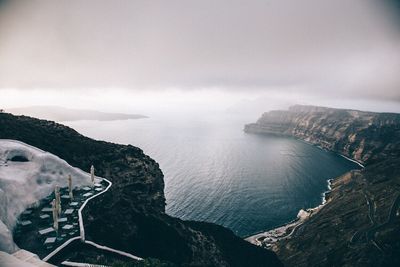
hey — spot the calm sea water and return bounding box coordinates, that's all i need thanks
[65,114,358,237]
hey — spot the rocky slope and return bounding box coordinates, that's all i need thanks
[0,112,282,267]
[245,105,400,267]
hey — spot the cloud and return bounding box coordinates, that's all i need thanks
[0,0,399,101]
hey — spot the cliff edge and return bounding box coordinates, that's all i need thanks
[245,105,400,267]
[0,112,282,267]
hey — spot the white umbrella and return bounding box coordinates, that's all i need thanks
[68,175,73,200]
[90,165,95,186]
[51,199,58,232]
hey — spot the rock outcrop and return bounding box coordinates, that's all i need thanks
[245,105,400,165]
[245,105,400,267]
[0,112,282,267]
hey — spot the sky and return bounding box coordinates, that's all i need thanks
[0,0,399,115]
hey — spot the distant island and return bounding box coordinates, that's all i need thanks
[6,106,147,122]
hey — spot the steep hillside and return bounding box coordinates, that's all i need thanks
[245,105,400,165]
[0,112,282,267]
[245,105,400,267]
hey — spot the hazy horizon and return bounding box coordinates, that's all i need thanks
[2,93,400,120]
[1,2,400,264]
[1,0,399,116]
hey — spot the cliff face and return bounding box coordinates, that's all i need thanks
[245,105,400,165]
[245,105,400,267]
[0,113,282,267]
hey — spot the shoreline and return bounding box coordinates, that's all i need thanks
[244,134,365,248]
[339,154,365,168]
[244,178,331,248]
[244,178,333,241]
[245,127,366,168]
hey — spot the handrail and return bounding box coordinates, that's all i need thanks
[42,237,80,262]
[78,178,113,241]
[1,139,143,264]
[43,178,143,262]
[61,260,108,267]
[85,241,143,261]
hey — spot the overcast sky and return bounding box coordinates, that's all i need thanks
[0,0,399,114]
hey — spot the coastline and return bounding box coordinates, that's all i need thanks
[244,178,332,249]
[340,154,365,168]
[244,134,365,249]
[243,106,400,265]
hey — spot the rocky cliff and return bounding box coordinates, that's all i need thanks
[245,105,400,165]
[0,112,282,267]
[245,105,400,267]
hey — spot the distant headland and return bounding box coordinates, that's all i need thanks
[6,106,147,122]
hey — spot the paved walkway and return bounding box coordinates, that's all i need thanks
[14,177,142,264]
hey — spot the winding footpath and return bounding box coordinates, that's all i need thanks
[42,177,143,264]
[349,191,400,253]
[0,139,142,266]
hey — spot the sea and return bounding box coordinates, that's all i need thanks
[65,113,359,237]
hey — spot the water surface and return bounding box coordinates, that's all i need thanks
[65,114,358,237]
